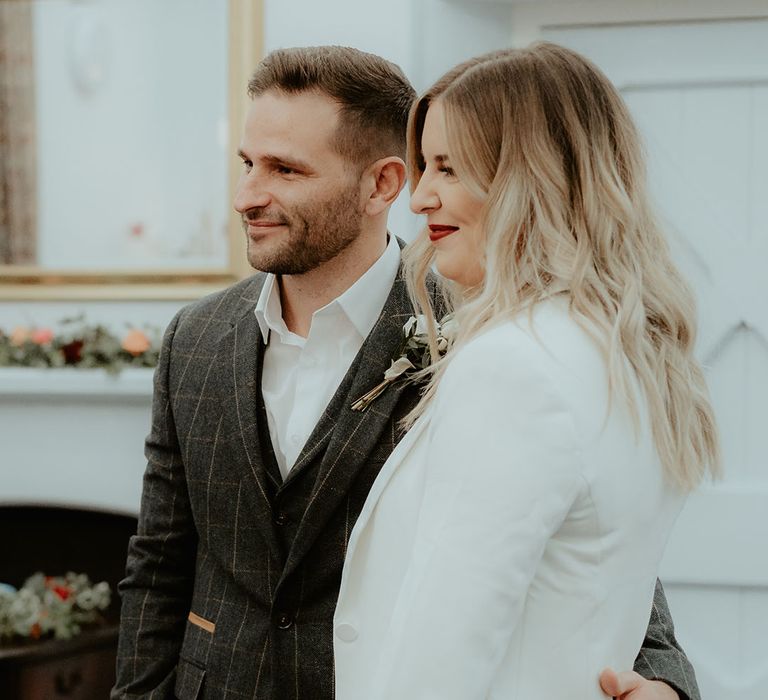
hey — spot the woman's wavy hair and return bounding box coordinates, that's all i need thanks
[403,42,719,489]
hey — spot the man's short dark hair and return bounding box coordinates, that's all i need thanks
[248,45,416,167]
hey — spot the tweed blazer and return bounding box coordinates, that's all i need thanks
[112,264,700,700]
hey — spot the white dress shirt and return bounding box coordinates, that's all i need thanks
[254,235,400,479]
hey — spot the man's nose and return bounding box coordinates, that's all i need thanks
[234,173,271,214]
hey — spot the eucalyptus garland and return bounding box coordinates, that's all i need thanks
[0,315,160,374]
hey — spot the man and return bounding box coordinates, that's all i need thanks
[113,46,698,700]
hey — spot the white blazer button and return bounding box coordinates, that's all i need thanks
[335,623,358,642]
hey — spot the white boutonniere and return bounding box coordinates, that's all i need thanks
[351,313,456,412]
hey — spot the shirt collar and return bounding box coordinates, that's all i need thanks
[253,233,401,344]
[334,233,400,339]
[254,273,285,344]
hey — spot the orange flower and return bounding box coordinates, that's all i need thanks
[31,328,55,345]
[10,326,31,346]
[122,329,151,356]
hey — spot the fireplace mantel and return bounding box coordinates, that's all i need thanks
[0,367,154,398]
[0,368,154,515]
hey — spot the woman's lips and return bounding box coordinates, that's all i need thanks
[428,225,459,242]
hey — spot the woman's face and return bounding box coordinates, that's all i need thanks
[410,101,485,288]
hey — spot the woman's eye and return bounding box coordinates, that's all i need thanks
[439,166,456,177]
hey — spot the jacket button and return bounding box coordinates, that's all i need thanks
[273,510,289,526]
[334,623,358,642]
[276,613,294,630]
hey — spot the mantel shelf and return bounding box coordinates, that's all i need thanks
[0,367,154,398]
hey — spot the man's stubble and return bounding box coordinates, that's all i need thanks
[243,180,364,275]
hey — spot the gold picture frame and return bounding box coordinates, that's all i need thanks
[0,0,262,301]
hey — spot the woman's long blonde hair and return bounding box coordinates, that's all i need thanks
[404,43,719,489]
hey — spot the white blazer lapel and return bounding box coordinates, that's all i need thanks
[340,411,431,579]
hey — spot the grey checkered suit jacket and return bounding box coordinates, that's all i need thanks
[112,266,700,700]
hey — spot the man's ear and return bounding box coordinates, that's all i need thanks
[362,157,407,217]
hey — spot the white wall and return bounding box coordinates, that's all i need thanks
[413,0,514,90]
[0,300,182,332]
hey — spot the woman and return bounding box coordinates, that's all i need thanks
[334,44,719,699]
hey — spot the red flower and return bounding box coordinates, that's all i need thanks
[53,585,71,601]
[61,339,84,364]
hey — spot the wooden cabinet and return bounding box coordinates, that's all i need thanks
[0,626,118,699]
[0,505,137,699]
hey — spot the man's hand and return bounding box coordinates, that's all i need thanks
[600,669,680,699]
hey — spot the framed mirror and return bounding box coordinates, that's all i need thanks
[0,0,262,300]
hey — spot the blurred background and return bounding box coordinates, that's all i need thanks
[0,0,766,697]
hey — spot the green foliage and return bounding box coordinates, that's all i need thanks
[0,572,111,642]
[0,315,160,374]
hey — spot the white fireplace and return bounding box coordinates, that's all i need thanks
[0,368,154,515]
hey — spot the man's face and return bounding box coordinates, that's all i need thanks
[234,90,365,275]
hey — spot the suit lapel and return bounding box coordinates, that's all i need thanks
[280,273,416,580]
[212,278,279,539]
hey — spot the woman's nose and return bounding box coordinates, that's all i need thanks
[410,176,439,215]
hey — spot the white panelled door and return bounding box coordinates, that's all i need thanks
[543,19,768,699]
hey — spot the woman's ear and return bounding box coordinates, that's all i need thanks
[363,157,407,217]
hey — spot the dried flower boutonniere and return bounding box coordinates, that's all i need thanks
[351,313,456,412]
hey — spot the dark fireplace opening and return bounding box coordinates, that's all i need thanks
[0,503,137,699]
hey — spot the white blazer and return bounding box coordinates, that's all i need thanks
[334,299,684,700]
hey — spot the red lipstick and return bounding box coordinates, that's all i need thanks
[428,225,459,242]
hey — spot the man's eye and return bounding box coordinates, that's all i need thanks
[276,165,296,175]
[241,160,253,170]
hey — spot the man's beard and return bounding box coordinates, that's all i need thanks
[243,182,364,275]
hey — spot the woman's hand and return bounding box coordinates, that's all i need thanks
[600,669,680,699]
